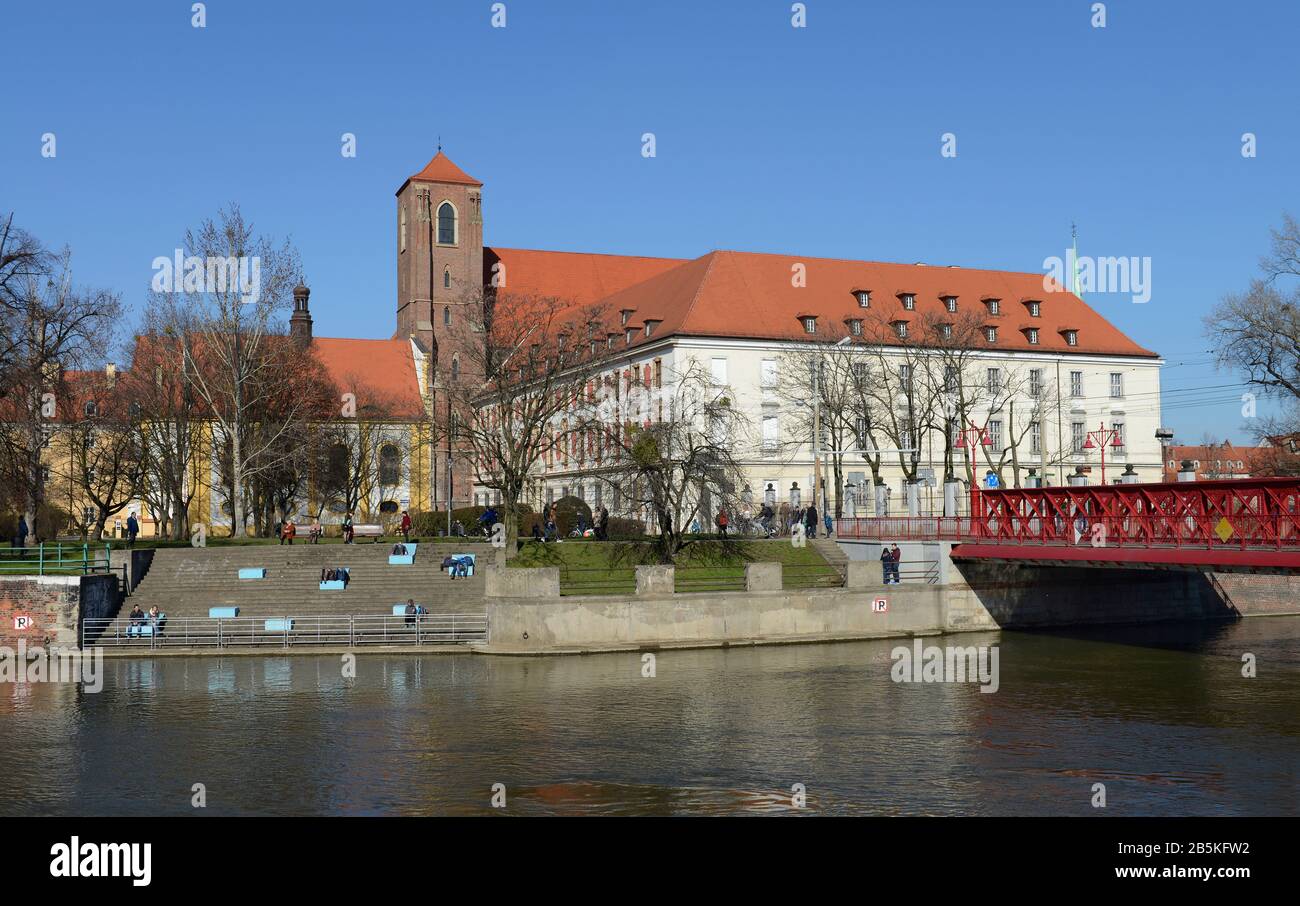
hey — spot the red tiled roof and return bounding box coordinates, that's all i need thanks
[484,247,686,307]
[530,249,1158,358]
[403,151,482,189]
[311,337,424,418]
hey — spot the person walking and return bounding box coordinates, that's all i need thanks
[716,508,729,539]
[823,510,833,539]
[15,515,28,549]
[280,520,296,546]
[400,510,412,543]
[889,543,902,584]
[597,506,609,541]
[342,512,354,544]
[126,511,140,548]
[805,503,818,540]
[404,599,418,627]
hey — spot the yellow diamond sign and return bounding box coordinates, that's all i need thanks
[1214,517,1234,543]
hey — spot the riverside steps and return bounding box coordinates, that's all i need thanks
[112,543,488,632]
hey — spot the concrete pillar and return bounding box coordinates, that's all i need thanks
[1025,468,1040,488]
[905,481,920,516]
[1177,459,1197,482]
[845,485,857,518]
[745,562,782,592]
[943,479,961,517]
[635,565,674,596]
[1120,464,1140,484]
[1067,467,1089,487]
[874,483,888,516]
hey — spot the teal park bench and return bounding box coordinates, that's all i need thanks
[388,542,417,565]
[319,567,350,590]
[238,568,267,579]
[208,606,240,618]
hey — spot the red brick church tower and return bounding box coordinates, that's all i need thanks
[394,150,485,510]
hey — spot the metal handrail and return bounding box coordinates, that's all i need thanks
[81,613,488,649]
[0,542,111,575]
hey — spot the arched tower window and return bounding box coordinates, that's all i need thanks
[443,305,451,325]
[399,206,407,252]
[437,202,456,245]
[443,267,451,289]
[451,355,460,382]
[379,444,401,486]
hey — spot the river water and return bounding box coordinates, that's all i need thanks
[1,617,1297,816]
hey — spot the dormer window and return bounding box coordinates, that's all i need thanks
[943,295,958,313]
[802,316,817,334]
[984,298,1000,315]
[1064,329,1078,346]
[854,290,871,308]
[644,320,660,338]
[848,318,863,336]
[984,326,997,343]
[1025,327,1040,345]
[899,293,916,310]
[625,328,635,344]
[1026,300,1042,317]
[620,309,635,326]
[938,323,953,340]
[893,320,908,339]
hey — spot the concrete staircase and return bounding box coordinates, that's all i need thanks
[810,537,850,581]
[114,544,489,630]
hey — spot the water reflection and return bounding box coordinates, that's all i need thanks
[0,618,1296,816]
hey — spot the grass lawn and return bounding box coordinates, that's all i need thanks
[507,538,841,596]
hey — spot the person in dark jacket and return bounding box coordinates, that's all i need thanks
[804,504,818,540]
[880,544,893,584]
[15,516,28,549]
[126,512,140,547]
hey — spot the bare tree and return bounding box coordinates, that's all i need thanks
[1207,214,1300,410]
[0,227,122,544]
[438,291,613,554]
[592,359,751,563]
[160,205,306,537]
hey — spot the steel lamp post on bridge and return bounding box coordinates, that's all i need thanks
[1082,422,1124,485]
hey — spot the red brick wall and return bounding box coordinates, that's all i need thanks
[0,577,81,648]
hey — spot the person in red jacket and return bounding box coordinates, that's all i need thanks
[400,510,412,542]
[716,509,729,539]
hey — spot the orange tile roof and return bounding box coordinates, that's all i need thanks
[311,337,425,418]
[402,151,482,190]
[484,247,686,307]
[522,249,1158,358]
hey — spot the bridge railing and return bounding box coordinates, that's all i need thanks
[970,512,1300,549]
[834,517,971,540]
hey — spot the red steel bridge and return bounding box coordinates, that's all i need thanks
[834,478,1300,572]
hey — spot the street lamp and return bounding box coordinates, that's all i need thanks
[1082,421,1124,484]
[953,419,991,517]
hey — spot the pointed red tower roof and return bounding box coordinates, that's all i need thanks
[407,151,482,187]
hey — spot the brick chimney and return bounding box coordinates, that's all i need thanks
[290,282,313,347]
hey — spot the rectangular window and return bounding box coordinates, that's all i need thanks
[901,294,916,310]
[985,326,998,342]
[988,420,1003,450]
[895,321,908,338]
[944,296,958,312]
[940,323,952,340]
[1112,421,1125,451]
[987,299,1000,315]
[760,359,778,389]
[1029,368,1042,398]
[986,368,1001,393]
[1028,301,1041,317]
[803,316,817,334]
[1030,421,1041,455]
[1071,421,1085,453]
[1026,328,1039,344]
[899,364,912,390]
[762,413,779,452]
[1070,371,1083,397]
[856,291,870,307]
[849,319,863,336]
[1065,330,1078,346]
[1110,372,1124,398]
[854,361,868,383]
[711,357,728,386]
[855,416,868,449]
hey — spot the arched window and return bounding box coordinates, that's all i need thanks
[443,267,451,289]
[451,356,460,382]
[379,444,400,486]
[437,202,456,245]
[399,206,407,252]
[443,305,450,325]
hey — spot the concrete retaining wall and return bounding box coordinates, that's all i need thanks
[483,582,996,654]
[0,574,120,649]
[485,566,560,599]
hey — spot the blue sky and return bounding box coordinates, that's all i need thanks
[3,0,1297,443]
